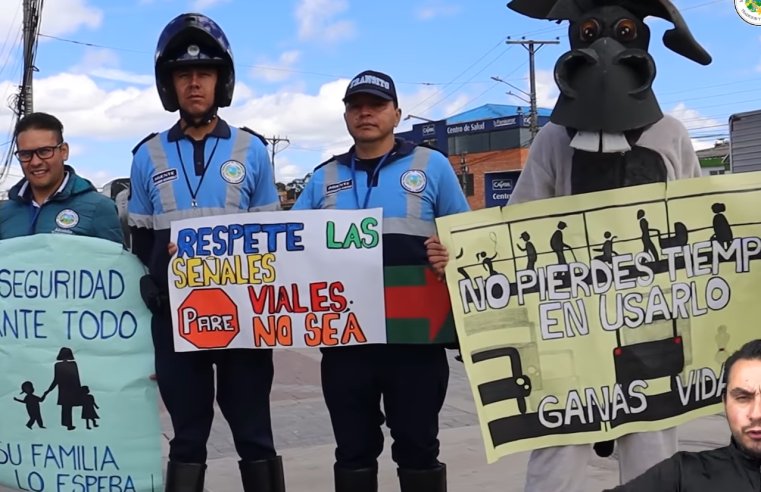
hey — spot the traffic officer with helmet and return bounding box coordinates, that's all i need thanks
[127,13,284,492]
[291,69,470,492]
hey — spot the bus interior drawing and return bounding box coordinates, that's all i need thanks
[473,345,533,414]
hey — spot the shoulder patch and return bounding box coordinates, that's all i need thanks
[240,126,268,146]
[417,141,448,158]
[132,132,158,155]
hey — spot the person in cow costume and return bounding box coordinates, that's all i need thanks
[427,0,711,490]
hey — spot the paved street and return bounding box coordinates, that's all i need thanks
[1,349,731,491]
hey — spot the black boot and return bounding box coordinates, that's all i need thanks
[594,440,615,458]
[397,464,446,492]
[164,461,206,492]
[334,466,378,492]
[239,456,286,492]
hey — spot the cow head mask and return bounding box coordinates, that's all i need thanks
[507,0,711,138]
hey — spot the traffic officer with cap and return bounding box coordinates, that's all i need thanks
[291,70,469,492]
[127,13,284,492]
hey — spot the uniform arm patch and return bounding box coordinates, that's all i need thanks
[152,168,178,185]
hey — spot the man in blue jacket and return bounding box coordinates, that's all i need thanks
[0,112,123,243]
[127,13,284,492]
[291,69,470,492]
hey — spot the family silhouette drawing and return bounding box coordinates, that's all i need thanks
[14,347,100,431]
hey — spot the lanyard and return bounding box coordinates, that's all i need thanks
[175,138,220,208]
[350,152,391,209]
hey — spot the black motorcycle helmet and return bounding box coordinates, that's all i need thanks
[154,13,235,126]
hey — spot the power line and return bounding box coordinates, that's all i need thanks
[0,3,22,80]
[444,60,529,117]
[414,45,516,117]
[434,0,726,117]
[361,0,725,113]
[35,33,528,86]
[285,94,746,156]
[405,37,510,113]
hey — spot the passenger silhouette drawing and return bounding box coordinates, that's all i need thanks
[14,381,46,429]
[517,232,537,270]
[637,209,660,261]
[550,221,576,265]
[478,251,498,276]
[80,386,100,430]
[594,232,618,264]
[455,248,477,304]
[43,347,83,431]
[710,202,733,248]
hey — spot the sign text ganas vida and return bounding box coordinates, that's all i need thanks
[169,218,380,347]
[458,238,761,425]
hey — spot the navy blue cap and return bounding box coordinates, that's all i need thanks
[343,70,397,104]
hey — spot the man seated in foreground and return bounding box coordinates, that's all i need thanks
[604,338,761,490]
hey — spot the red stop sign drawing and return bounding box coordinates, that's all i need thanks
[178,288,240,349]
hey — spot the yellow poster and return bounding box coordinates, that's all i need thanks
[435,172,761,464]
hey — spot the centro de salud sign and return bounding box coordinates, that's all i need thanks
[445,116,520,135]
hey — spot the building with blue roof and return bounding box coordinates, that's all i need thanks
[396,103,552,209]
[444,103,552,124]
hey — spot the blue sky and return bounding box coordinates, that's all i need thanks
[0,0,754,190]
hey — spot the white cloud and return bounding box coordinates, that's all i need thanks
[35,0,102,37]
[503,71,721,152]
[274,156,307,184]
[67,143,85,157]
[0,0,101,72]
[88,68,154,86]
[535,70,559,109]
[84,170,119,187]
[668,103,722,131]
[502,69,557,111]
[191,0,231,9]
[416,0,461,20]
[294,0,356,43]
[250,51,301,82]
[70,49,154,85]
[0,69,447,188]
[443,94,472,117]
[667,102,725,150]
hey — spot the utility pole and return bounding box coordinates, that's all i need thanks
[21,0,36,115]
[506,37,559,142]
[265,135,290,168]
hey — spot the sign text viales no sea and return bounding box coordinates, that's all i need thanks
[167,209,457,350]
[167,208,455,351]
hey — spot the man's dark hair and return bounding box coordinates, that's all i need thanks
[14,112,64,143]
[723,339,761,396]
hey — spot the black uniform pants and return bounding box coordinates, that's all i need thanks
[152,313,276,464]
[321,344,449,471]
